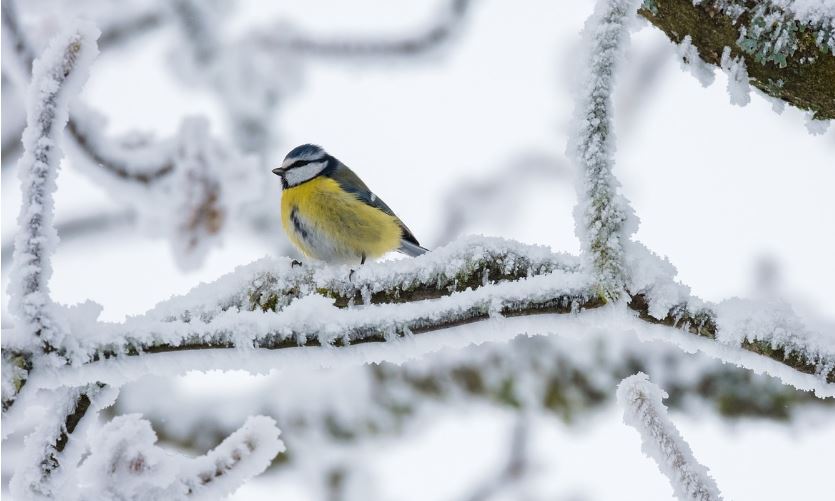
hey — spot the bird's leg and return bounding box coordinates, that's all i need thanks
[349,254,366,281]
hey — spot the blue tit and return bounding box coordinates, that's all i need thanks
[272,144,428,265]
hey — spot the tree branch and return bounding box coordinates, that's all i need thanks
[569,0,640,301]
[618,373,723,501]
[2,236,831,403]
[113,321,832,463]
[639,0,835,119]
[8,21,100,351]
[10,384,106,500]
[1,0,175,185]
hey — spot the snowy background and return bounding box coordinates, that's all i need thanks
[2,0,834,500]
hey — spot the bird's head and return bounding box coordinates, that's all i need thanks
[272,144,331,188]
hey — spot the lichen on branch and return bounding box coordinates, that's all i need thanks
[639,0,835,119]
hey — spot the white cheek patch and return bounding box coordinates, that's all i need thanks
[285,161,326,186]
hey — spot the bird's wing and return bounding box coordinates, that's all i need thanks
[329,162,422,247]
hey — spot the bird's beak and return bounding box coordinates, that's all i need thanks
[271,167,286,177]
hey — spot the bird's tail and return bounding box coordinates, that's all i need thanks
[399,240,429,257]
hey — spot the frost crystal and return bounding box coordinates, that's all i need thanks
[720,47,751,106]
[618,373,724,501]
[804,113,831,135]
[675,35,716,87]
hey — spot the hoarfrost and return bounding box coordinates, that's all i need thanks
[675,35,716,87]
[804,113,831,135]
[74,414,284,501]
[569,0,641,301]
[618,373,723,501]
[8,21,100,351]
[720,47,751,106]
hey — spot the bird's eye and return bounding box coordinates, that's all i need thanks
[285,157,325,170]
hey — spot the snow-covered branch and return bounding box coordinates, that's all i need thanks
[75,414,284,501]
[569,0,640,302]
[618,373,723,501]
[1,1,175,185]
[10,384,109,500]
[8,22,100,353]
[639,0,835,122]
[114,322,831,465]
[2,235,832,407]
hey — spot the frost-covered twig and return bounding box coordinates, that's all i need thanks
[638,0,835,120]
[180,416,284,498]
[72,414,283,500]
[569,0,639,302]
[3,1,261,269]
[10,384,108,500]
[617,373,723,501]
[1,1,174,185]
[8,22,100,352]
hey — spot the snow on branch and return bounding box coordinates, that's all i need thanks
[638,0,835,121]
[618,373,723,501]
[1,235,831,403]
[75,415,284,501]
[28,237,591,365]
[0,1,173,185]
[10,384,110,501]
[8,21,100,352]
[569,0,640,302]
[116,329,831,460]
[2,2,261,269]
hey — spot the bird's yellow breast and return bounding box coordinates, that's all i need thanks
[281,177,402,262]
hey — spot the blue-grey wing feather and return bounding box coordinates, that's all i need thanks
[327,161,425,251]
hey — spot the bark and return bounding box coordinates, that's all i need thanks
[639,0,835,119]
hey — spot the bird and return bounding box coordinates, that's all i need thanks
[272,144,428,265]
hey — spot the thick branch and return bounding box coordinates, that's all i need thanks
[639,0,835,119]
[628,294,835,385]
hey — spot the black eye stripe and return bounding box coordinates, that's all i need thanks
[286,157,326,169]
